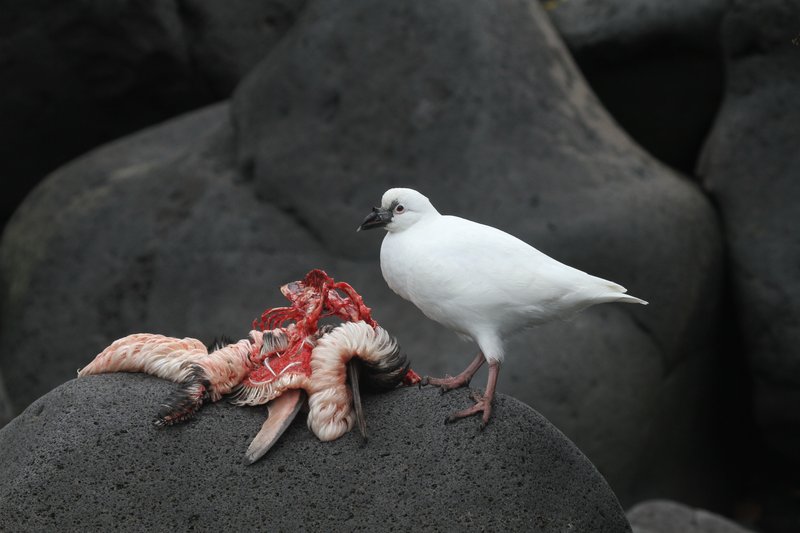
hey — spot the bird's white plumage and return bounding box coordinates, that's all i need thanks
[376,188,647,363]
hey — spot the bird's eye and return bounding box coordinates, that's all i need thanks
[395,204,405,214]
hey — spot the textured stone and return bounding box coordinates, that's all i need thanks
[0,375,630,532]
[698,0,800,466]
[0,0,306,228]
[628,500,754,533]
[542,0,726,174]
[0,0,722,506]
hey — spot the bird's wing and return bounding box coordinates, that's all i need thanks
[399,216,591,312]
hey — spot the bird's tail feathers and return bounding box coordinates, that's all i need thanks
[614,293,648,305]
[591,278,648,306]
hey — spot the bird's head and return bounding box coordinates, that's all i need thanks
[357,188,440,233]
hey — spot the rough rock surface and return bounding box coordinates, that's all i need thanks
[0,0,722,506]
[627,500,754,533]
[698,0,800,466]
[0,0,306,228]
[0,375,630,532]
[542,0,726,174]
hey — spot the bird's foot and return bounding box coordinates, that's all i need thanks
[420,353,486,392]
[444,389,493,430]
[421,373,471,393]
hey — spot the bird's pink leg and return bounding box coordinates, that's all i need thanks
[444,362,499,430]
[423,352,485,391]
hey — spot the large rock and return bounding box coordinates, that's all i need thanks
[627,500,754,533]
[0,375,630,531]
[698,0,800,466]
[542,0,726,174]
[0,0,722,506]
[0,374,11,428]
[0,0,306,229]
[543,0,726,51]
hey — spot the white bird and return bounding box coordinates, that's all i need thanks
[358,187,647,428]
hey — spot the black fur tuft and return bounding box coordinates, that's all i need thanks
[357,335,411,392]
[153,365,212,427]
[207,335,234,352]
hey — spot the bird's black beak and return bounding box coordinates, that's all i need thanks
[357,207,392,232]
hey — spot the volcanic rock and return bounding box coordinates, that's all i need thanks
[543,0,726,51]
[628,500,754,533]
[0,0,306,229]
[542,0,727,173]
[0,375,630,532]
[698,0,800,466]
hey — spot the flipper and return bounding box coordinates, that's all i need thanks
[244,389,305,464]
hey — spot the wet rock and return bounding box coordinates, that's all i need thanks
[0,0,722,506]
[0,375,630,532]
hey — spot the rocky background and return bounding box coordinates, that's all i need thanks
[0,0,797,531]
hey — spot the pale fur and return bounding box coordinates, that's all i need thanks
[78,334,210,382]
[232,322,400,441]
[191,338,255,401]
[229,373,307,406]
[79,332,262,399]
[79,323,398,443]
[306,321,399,441]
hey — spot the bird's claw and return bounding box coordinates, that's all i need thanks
[443,394,493,429]
[444,414,458,425]
[424,374,470,394]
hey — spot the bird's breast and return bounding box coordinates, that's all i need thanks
[380,234,482,336]
[379,235,417,302]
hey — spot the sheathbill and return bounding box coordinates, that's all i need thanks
[358,187,647,429]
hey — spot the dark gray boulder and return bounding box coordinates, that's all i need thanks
[0,0,722,507]
[0,0,306,228]
[543,0,726,51]
[698,0,800,466]
[0,374,630,532]
[0,373,11,428]
[542,0,727,174]
[628,500,754,533]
